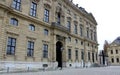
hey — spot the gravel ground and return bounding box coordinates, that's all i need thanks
[1,66,120,75]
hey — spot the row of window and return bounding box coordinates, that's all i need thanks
[68,49,98,62]
[7,37,48,58]
[111,58,119,63]
[67,20,97,41]
[12,0,49,22]
[111,49,119,54]
[10,18,49,35]
[12,0,97,41]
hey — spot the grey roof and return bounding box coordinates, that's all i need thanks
[112,37,120,45]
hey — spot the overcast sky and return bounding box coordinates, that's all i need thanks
[73,0,120,50]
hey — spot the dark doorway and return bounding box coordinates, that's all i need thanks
[56,41,63,68]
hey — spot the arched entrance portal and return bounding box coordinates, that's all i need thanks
[56,41,63,68]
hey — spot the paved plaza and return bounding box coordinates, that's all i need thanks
[1,66,120,75]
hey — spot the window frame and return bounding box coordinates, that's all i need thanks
[6,37,16,55]
[68,49,71,60]
[44,29,49,35]
[10,18,18,26]
[29,24,35,31]
[30,2,37,17]
[27,41,34,57]
[44,9,49,22]
[12,0,21,10]
[43,44,48,58]
[75,50,78,60]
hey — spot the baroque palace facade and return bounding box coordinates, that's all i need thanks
[0,0,98,69]
[107,37,120,66]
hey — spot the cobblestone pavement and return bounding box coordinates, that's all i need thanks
[1,66,120,75]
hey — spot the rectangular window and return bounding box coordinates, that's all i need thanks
[88,52,90,60]
[43,44,48,58]
[94,32,96,41]
[7,37,16,55]
[116,50,118,54]
[75,50,78,60]
[44,9,49,22]
[57,13,61,25]
[27,41,34,57]
[87,28,89,38]
[68,49,71,59]
[116,58,119,63]
[111,58,114,63]
[12,0,21,10]
[74,24,77,34]
[96,53,98,61]
[67,21,71,31]
[81,51,84,60]
[80,26,83,36]
[111,50,113,54]
[91,30,93,40]
[30,2,37,17]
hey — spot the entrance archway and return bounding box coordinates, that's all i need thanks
[56,41,63,68]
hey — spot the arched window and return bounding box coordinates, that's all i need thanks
[10,18,18,26]
[44,29,49,35]
[29,24,35,31]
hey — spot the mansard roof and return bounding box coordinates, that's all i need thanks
[111,37,120,45]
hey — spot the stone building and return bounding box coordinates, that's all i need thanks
[107,37,120,66]
[0,0,98,69]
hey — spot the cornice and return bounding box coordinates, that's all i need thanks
[0,3,51,28]
[63,0,97,25]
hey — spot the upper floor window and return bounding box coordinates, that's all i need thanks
[27,41,34,57]
[74,24,77,34]
[75,50,78,60]
[91,30,93,40]
[12,0,21,10]
[43,44,48,58]
[116,50,118,54]
[74,14,77,19]
[44,29,49,35]
[87,28,89,38]
[57,13,61,25]
[68,49,71,60]
[75,39,78,44]
[94,32,97,41]
[111,50,113,54]
[88,52,90,60]
[10,18,18,26]
[67,21,71,31]
[81,41,83,45]
[29,24,35,31]
[7,37,16,55]
[67,37,71,42]
[80,25,83,36]
[30,2,37,17]
[44,9,49,22]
